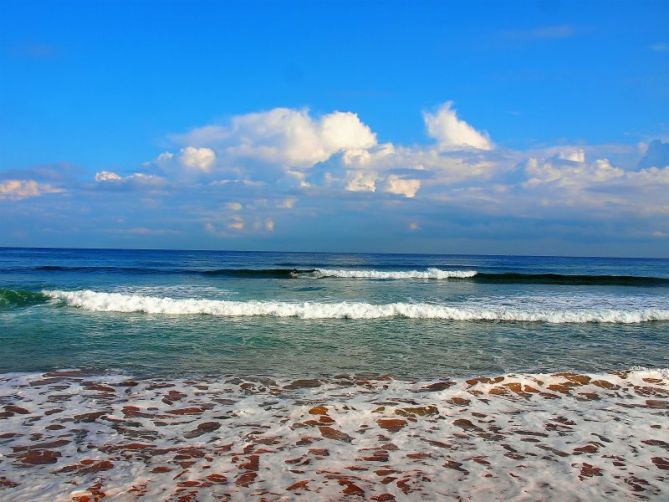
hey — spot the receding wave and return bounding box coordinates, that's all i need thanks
[44,290,669,323]
[0,288,48,309]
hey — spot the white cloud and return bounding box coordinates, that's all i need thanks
[385,175,421,198]
[95,171,166,188]
[147,105,668,230]
[343,144,395,167]
[228,216,244,231]
[95,171,122,182]
[524,157,623,188]
[345,171,378,192]
[177,107,377,169]
[0,179,62,200]
[557,148,585,163]
[423,102,493,150]
[226,202,242,211]
[265,218,275,232]
[179,146,216,171]
[277,197,296,209]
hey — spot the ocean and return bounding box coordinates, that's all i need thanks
[1,247,668,500]
[1,247,668,376]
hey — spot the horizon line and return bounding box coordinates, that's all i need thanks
[0,245,666,261]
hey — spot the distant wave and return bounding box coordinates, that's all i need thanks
[312,268,478,279]
[34,265,180,274]
[44,290,669,323]
[474,272,669,287]
[201,268,301,278]
[6,265,669,286]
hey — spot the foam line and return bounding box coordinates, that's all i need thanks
[312,268,478,279]
[45,290,669,323]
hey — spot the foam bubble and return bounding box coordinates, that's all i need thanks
[0,368,667,500]
[44,289,669,323]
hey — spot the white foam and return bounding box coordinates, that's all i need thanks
[312,267,478,279]
[44,289,669,323]
[0,368,668,500]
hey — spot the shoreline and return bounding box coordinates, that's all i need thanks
[0,368,667,500]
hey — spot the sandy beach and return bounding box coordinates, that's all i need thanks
[1,368,667,501]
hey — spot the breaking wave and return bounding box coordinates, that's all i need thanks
[8,265,668,286]
[0,288,48,309]
[312,268,478,279]
[44,290,669,323]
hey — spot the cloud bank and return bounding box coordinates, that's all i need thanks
[2,102,668,254]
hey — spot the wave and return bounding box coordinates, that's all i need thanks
[12,265,303,278]
[201,268,302,278]
[312,269,669,286]
[312,268,478,279]
[474,272,669,287]
[35,265,182,274]
[10,265,668,286]
[44,290,669,323]
[0,288,48,309]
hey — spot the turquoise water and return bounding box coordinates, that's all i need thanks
[1,248,668,377]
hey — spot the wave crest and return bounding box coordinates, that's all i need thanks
[44,290,669,323]
[312,268,478,279]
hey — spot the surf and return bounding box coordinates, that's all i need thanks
[44,289,669,323]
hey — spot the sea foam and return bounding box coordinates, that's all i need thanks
[1,368,668,500]
[44,289,669,323]
[312,268,478,279]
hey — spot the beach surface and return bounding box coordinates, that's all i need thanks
[1,368,667,501]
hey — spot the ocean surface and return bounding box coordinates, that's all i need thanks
[1,247,668,378]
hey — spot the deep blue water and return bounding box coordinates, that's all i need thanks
[1,247,668,377]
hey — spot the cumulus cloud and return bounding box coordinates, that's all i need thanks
[385,176,421,198]
[345,171,378,193]
[95,171,166,189]
[179,146,216,171]
[0,179,62,200]
[176,108,377,170]
[557,148,585,163]
[94,171,122,182]
[524,157,623,188]
[423,102,493,150]
[277,197,296,209]
[76,103,668,247]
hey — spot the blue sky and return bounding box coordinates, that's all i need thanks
[1,0,668,256]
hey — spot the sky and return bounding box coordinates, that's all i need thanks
[1,0,668,257]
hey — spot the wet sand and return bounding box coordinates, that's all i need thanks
[0,369,667,501]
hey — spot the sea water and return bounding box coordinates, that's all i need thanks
[1,247,667,377]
